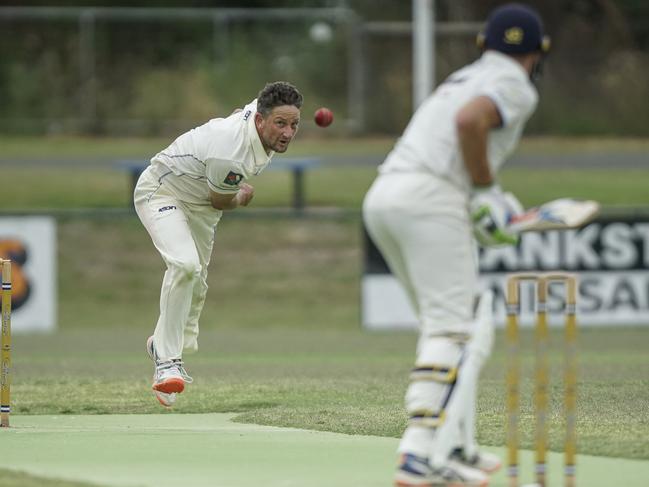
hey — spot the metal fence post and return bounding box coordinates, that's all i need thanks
[79,8,97,131]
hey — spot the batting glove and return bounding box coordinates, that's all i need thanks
[469,184,523,247]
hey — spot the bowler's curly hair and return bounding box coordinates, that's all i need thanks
[257,81,303,117]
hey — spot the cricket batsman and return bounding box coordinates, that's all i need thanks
[134,82,302,407]
[362,4,550,486]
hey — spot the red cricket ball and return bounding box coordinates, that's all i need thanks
[314,107,334,127]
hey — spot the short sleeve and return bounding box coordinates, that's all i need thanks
[480,75,538,127]
[205,158,246,194]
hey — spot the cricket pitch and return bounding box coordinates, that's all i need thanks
[0,413,647,487]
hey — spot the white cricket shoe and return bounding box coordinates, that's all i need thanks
[153,361,186,394]
[450,448,502,474]
[394,453,489,487]
[146,336,178,407]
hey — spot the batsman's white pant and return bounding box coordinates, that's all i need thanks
[363,172,477,336]
[363,171,482,461]
[134,164,221,361]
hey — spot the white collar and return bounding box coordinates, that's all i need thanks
[482,50,530,79]
[247,108,274,166]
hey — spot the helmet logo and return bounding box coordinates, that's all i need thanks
[503,27,524,45]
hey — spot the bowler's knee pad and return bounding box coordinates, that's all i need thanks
[405,336,466,428]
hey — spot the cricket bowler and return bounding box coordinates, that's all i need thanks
[134,81,302,407]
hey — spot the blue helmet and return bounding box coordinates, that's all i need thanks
[477,3,550,54]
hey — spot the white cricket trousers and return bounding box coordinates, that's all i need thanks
[363,171,481,459]
[362,171,478,336]
[134,164,222,361]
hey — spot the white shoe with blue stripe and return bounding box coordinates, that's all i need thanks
[394,453,489,487]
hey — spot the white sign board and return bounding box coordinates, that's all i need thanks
[0,217,57,333]
[362,218,649,330]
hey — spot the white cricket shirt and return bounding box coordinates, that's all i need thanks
[381,50,538,193]
[150,99,272,205]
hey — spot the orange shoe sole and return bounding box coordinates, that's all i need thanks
[153,377,185,394]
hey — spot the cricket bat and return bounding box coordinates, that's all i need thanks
[507,198,600,233]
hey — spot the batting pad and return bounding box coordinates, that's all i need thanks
[406,336,465,428]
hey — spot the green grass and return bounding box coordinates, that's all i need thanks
[1,215,649,486]
[2,134,648,159]
[11,325,649,461]
[500,168,649,207]
[0,136,170,159]
[518,135,649,154]
[0,470,99,487]
[1,135,648,211]
[0,167,127,209]
[57,217,361,330]
[1,135,649,486]
[0,135,393,159]
[1,165,648,211]
[17,217,642,461]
